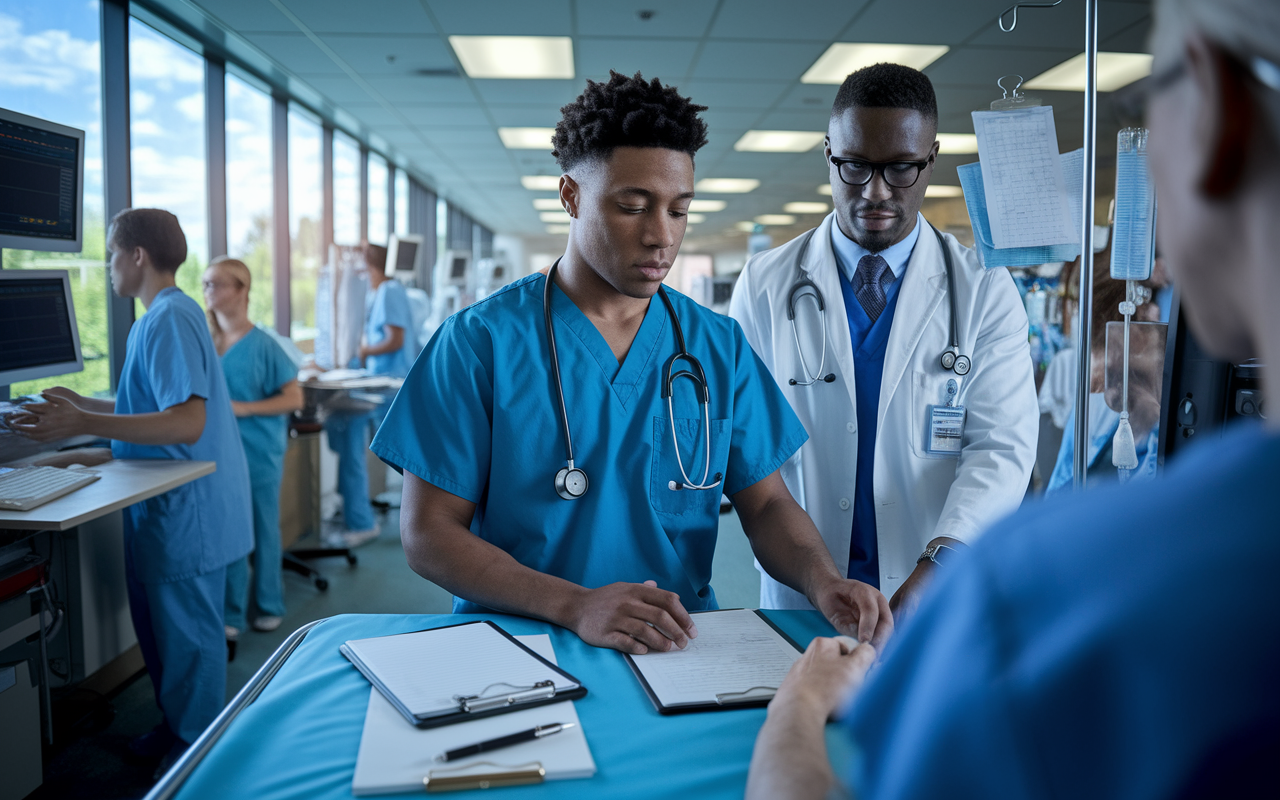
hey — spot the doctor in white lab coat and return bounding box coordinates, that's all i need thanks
[730,64,1039,618]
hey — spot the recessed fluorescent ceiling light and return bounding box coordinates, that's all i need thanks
[499,127,555,149]
[802,43,949,84]
[540,211,571,223]
[937,133,978,154]
[696,178,760,193]
[449,36,574,80]
[818,183,832,196]
[546,224,571,234]
[522,175,562,191]
[734,130,826,152]
[735,221,758,232]
[925,185,964,198]
[532,198,564,210]
[756,214,796,226]
[685,214,705,224]
[688,199,726,212]
[783,202,829,214]
[1025,52,1154,92]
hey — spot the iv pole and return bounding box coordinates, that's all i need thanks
[998,0,1099,489]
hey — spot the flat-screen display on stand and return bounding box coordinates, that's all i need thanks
[0,107,85,253]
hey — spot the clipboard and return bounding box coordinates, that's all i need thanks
[340,620,588,729]
[623,609,804,715]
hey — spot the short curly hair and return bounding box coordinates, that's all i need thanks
[552,71,709,172]
[109,208,188,273]
[832,63,938,123]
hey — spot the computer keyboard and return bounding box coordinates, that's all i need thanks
[0,466,101,512]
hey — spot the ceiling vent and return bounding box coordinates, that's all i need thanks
[413,67,461,78]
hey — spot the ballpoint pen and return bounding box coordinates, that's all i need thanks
[436,722,576,763]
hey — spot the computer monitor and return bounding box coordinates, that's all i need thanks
[0,108,85,253]
[0,269,84,385]
[434,250,471,290]
[387,234,423,281]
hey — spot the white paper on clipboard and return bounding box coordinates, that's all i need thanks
[972,106,1076,249]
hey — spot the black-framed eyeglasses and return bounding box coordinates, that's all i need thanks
[829,155,935,189]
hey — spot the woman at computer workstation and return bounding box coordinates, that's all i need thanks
[8,208,252,775]
[202,256,303,642]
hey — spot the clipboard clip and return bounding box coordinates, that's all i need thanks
[455,681,556,714]
[714,686,778,705]
[990,75,1043,111]
[423,760,546,793]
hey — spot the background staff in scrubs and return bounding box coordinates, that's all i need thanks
[730,64,1038,621]
[323,243,414,548]
[202,257,302,640]
[374,71,893,656]
[746,0,1280,795]
[10,209,253,774]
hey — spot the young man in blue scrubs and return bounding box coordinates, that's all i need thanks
[373,72,893,656]
[324,243,414,547]
[13,209,252,771]
[745,0,1280,795]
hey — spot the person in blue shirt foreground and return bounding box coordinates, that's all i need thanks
[10,209,253,775]
[746,0,1280,796]
[202,256,303,639]
[323,242,414,548]
[372,72,894,655]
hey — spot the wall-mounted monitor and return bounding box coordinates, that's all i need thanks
[387,234,423,280]
[0,108,85,253]
[0,269,84,385]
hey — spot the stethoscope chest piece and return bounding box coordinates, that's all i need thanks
[941,350,971,375]
[555,466,589,500]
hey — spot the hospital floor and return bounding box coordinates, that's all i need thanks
[31,504,761,799]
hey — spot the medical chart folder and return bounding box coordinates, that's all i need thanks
[624,608,803,714]
[340,620,587,729]
[352,635,596,795]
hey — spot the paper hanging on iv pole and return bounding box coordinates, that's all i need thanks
[972,106,1077,249]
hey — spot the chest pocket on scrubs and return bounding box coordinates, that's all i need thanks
[911,371,965,459]
[650,417,730,517]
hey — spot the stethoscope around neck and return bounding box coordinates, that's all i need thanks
[544,259,722,501]
[787,221,971,386]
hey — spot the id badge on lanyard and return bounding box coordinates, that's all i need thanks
[926,378,966,456]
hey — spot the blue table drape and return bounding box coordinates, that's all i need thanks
[173,611,851,799]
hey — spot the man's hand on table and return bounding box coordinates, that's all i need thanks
[568,580,699,655]
[810,575,894,651]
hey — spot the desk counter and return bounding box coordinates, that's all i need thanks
[158,611,853,800]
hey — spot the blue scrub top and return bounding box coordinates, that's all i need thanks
[844,423,1280,800]
[371,273,808,613]
[221,326,298,486]
[365,279,414,378]
[112,287,253,583]
[830,217,920,587]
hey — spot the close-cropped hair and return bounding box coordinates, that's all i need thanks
[552,70,709,172]
[109,208,188,273]
[831,63,938,123]
[364,242,389,276]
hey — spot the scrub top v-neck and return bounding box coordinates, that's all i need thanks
[372,273,808,613]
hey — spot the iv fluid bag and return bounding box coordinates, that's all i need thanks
[1111,128,1156,281]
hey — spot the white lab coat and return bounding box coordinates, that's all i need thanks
[730,213,1039,607]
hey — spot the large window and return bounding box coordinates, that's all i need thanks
[288,107,322,347]
[394,169,409,236]
[224,73,273,326]
[367,152,388,246]
[0,6,111,398]
[333,131,360,246]
[129,18,207,311]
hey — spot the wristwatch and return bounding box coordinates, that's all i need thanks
[917,542,961,568]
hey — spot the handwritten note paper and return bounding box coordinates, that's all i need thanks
[973,106,1076,249]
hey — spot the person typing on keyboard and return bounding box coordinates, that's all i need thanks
[8,208,253,777]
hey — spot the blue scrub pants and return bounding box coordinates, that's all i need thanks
[324,410,376,531]
[224,477,286,630]
[125,551,227,745]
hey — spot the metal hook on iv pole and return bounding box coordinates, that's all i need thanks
[998,0,1065,33]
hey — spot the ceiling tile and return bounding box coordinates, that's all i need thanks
[576,38,701,81]
[195,0,298,33]
[848,0,1009,45]
[926,46,1079,88]
[287,0,435,35]
[576,1,719,38]
[297,74,374,104]
[471,80,580,107]
[364,75,476,104]
[680,80,792,109]
[402,105,492,128]
[1101,16,1153,52]
[424,127,504,147]
[317,35,455,75]
[691,41,828,81]
[333,103,404,128]
[243,33,342,74]
[710,0,872,41]
[426,0,572,36]
[966,0,1151,48]
[485,105,561,128]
